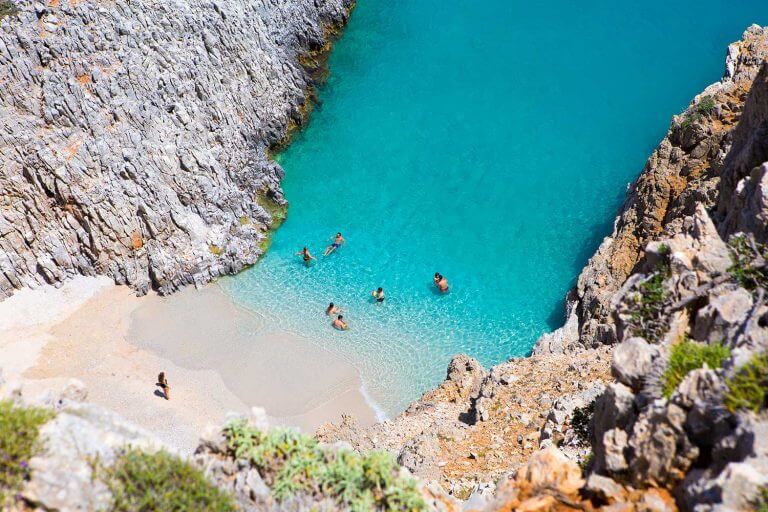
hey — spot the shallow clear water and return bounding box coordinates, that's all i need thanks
[223,1,766,416]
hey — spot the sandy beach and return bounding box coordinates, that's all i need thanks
[0,277,376,452]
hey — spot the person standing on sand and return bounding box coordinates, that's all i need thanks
[296,246,316,266]
[434,272,449,293]
[326,302,341,316]
[372,287,385,304]
[157,372,170,400]
[324,232,346,256]
[332,315,348,330]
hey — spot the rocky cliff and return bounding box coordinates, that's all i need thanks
[0,0,352,298]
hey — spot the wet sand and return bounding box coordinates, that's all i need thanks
[0,277,376,452]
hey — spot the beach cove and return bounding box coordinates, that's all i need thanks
[1,0,766,450]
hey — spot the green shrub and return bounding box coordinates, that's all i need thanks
[695,96,716,116]
[725,352,768,413]
[754,486,768,512]
[102,448,236,511]
[223,420,426,510]
[0,401,53,504]
[628,261,671,342]
[680,96,716,130]
[661,339,730,398]
[0,1,18,20]
[728,234,768,292]
[579,452,594,475]
[571,400,595,444]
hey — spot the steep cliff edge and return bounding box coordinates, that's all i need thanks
[0,0,352,298]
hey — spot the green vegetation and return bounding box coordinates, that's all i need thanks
[100,448,235,512]
[571,399,595,444]
[724,352,768,413]
[0,1,18,20]
[680,95,716,130]
[223,421,426,510]
[754,486,768,512]
[628,260,671,342]
[661,339,730,398]
[579,452,594,475]
[0,400,53,504]
[209,244,223,256]
[727,234,768,292]
[256,191,287,229]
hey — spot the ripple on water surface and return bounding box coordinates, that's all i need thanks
[223,0,766,416]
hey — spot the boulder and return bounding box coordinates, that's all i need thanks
[612,337,658,391]
[628,402,699,487]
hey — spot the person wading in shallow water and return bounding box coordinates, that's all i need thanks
[332,315,348,330]
[434,272,449,293]
[371,287,385,304]
[296,246,316,266]
[157,372,170,400]
[326,302,341,316]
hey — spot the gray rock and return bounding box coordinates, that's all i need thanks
[692,288,753,344]
[0,0,353,298]
[628,402,699,487]
[611,337,658,391]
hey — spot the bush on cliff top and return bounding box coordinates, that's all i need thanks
[725,351,768,414]
[0,400,54,505]
[223,420,426,511]
[101,447,235,512]
[661,339,730,398]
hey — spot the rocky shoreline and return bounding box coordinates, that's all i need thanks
[0,0,353,299]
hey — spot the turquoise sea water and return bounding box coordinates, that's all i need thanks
[223,1,766,416]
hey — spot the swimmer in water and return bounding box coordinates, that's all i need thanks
[434,272,449,293]
[372,287,385,304]
[324,232,346,256]
[326,302,341,316]
[332,314,348,330]
[296,247,316,266]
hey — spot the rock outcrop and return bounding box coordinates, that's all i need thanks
[0,0,352,298]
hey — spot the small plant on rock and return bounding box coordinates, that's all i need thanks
[571,399,595,444]
[0,401,54,505]
[724,351,768,413]
[680,96,716,130]
[0,1,18,20]
[754,486,768,512]
[661,339,730,398]
[627,258,671,342]
[101,447,236,511]
[727,234,768,292]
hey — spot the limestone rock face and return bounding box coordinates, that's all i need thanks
[0,0,352,298]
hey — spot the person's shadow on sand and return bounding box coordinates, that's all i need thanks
[153,388,166,399]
